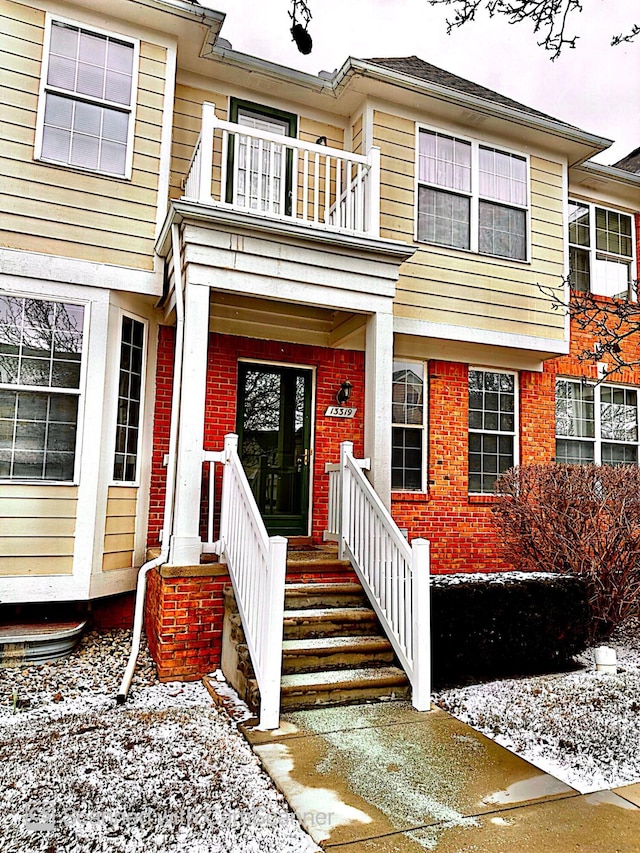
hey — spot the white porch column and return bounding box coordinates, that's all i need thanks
[364,310,394,509]
[170,281,210,564]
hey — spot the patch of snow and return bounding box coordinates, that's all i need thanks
[0,630,320,852]
[436,616,640,794]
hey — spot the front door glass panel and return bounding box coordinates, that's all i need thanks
[237,363,312,535]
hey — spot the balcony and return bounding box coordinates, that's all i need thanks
[182,103,380,239]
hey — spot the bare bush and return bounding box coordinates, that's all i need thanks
[493,464,640,637]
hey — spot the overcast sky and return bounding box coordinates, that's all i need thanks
[206,0,639,165]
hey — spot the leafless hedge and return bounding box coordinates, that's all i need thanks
[493,464,640,636]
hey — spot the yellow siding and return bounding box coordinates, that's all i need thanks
[102,486,137,571]
[352,115,363,155]
[372,110,565,341]
[0,0,166,271]
[0,484,76,576]
[170,83,228,201]
[298,117,344,150]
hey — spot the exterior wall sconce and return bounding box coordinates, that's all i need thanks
[337,380,352,405]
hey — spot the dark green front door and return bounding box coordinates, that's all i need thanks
[236,363,312,535]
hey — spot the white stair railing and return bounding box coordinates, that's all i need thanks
[203,433,287,730]
[324,441,430,710]
[182,102,380,238]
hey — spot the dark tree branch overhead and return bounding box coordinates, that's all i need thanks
[428,0,638,58]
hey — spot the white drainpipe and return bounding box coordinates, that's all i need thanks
[117,222,186,703]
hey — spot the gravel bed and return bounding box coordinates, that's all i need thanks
[436,616,640,794]
[0,629,319,853]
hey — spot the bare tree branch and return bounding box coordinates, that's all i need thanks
[428,0,594,58]
[539,278,640,383]
[611,24,640,46]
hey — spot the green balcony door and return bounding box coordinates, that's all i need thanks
[236,363,312,535]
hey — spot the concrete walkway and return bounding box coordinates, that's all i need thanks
[242,701,640,851]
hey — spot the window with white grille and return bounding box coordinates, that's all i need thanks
[36,18,138,178]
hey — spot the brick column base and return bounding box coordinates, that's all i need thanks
[145,564,230,681]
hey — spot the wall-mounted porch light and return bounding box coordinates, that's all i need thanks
[337,380,352,405]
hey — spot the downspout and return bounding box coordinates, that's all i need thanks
[117,222,186,703]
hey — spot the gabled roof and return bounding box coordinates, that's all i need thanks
[614,146,640,174]
[363,56,565,124]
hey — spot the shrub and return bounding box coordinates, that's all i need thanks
[431,572,589,688]
[493,464,640,637]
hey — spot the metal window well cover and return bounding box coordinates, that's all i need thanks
[0,621,87,668]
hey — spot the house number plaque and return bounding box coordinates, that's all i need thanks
[325,406,357,418]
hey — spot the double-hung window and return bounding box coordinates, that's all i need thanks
[468,369,517,493]
[37,18,138,178]
[556,378,639,465]
[568,200,635,299]
[417,129,528,260]
[113,315,145,483]
[392,361,425,490]
[0,295,84,481]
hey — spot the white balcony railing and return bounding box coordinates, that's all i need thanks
[324,441,431,710]
[203,434,287,730]
[183,102,380,238]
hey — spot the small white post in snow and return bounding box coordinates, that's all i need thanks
[594,646,617,674]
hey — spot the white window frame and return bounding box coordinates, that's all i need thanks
[0,292,87,484]
[415,124,531,262]
[468,367,519,495]
[555,377,640,465]
[568,199,636,300]
[34,13,140,180]
[111,311,148,486]
[391,360,426,492]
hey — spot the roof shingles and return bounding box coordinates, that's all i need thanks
[363,56,566,124]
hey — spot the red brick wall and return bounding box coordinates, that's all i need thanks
[145,567,229,681]
[148,329,365,547]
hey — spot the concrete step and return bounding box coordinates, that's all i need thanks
[279,665,411,710]
[284,582,368,610]
[283,606,380,640]
[281,635,395,674]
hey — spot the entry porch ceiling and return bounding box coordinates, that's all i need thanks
[208,291,366,351]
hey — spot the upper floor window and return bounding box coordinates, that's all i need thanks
[417,130,528,261]
[0,295,84,481]
[468,369,517,493]
[556,378,639,465]
[392,361,425,490]
[36,18,138,178]
[113,315,145,483]
[568,201,634,299]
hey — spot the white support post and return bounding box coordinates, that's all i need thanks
[366,145,381,238]
[338,441,353,561]
[217,433,238,560]
[411,537,431,711]
[199,102,216,204]
[170,282,210,565]
[258,535,288,730]
[365,310,394,509]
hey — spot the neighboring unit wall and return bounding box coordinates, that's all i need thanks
[0,0,167,271]
[0,484,77,576]
[371,110,566,344]
[102,486,138,571]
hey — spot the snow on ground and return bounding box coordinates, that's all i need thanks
[0,629,319,853]
[436,616,640,794]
